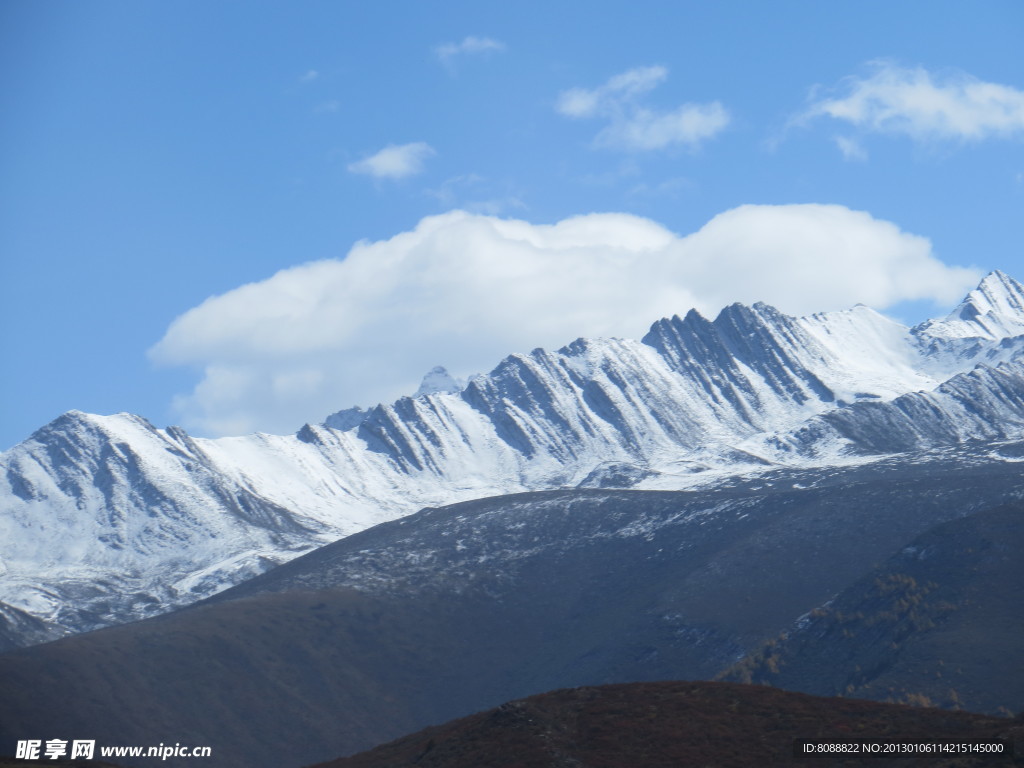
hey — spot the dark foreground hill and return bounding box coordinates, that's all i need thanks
[1,447,1023,767]
[314,681,1024,768]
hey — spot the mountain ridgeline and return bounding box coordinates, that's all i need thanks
[4,271,1024,646]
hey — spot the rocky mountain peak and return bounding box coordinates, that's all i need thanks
[915,270,1024,341]
[414,366,464,397]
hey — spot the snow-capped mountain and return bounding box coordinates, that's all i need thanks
[4,451,1023,768]
[5,270,1024,645]
[915,268,1024,341]
[413,365,465,397]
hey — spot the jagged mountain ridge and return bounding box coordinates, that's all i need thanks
[917,268,1024,340]
[4,270,1024,643]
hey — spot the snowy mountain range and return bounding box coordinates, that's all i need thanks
[5,270,1024,646]
[4,451,1023,767]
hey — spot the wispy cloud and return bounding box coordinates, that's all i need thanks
[556,66,729,152]
[835,135,867,161]
[426,174,525,216]
[595,104,730,151]
[347,142,436,179]
[435,36,506,69]
[425,174,486,206]
[557,66,667,117]
[299,69,319,83]
[799,61,1024,147]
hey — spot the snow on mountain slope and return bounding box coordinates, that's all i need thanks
[0,601,62,652]
[764,360,1024,457]
[796,305,936,400]
[0,411,325,636]
[5,271,1024,645]
[915,270,1024,341]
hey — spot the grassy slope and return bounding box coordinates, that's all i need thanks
[314,681,1024,768]
[720,504,1024,714]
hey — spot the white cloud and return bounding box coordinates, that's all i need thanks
[801,62,1024,144]
[151,205,979,436]
[425,174,526,215]
[299,69,319,83]
[435,36,506,67]
[835,135,867,161]
[347,142,435,179]
[557,65,667,117]
[556,87,603,119]
[595,103,729,151]
[556,65,728,151]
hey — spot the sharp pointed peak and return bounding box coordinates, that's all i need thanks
[674,308,711,325]
[414,366,464,398]
[45,410,145,430]
[976,269,1024,296]
[640,309,707,344]
[982,268,1013,280]
[963,270,1024,308]
[916,270,1024,341]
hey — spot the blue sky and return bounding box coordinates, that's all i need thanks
[2,1,1023,447]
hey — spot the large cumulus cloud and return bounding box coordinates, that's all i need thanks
[150,204,979,436]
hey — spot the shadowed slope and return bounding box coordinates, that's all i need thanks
[721,503,1024,714]
[313,681,1024,768]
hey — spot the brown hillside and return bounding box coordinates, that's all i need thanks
[314,681,1023,768]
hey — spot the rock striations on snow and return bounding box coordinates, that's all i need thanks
[915,269,1024,341]
[5,271,1024,644]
